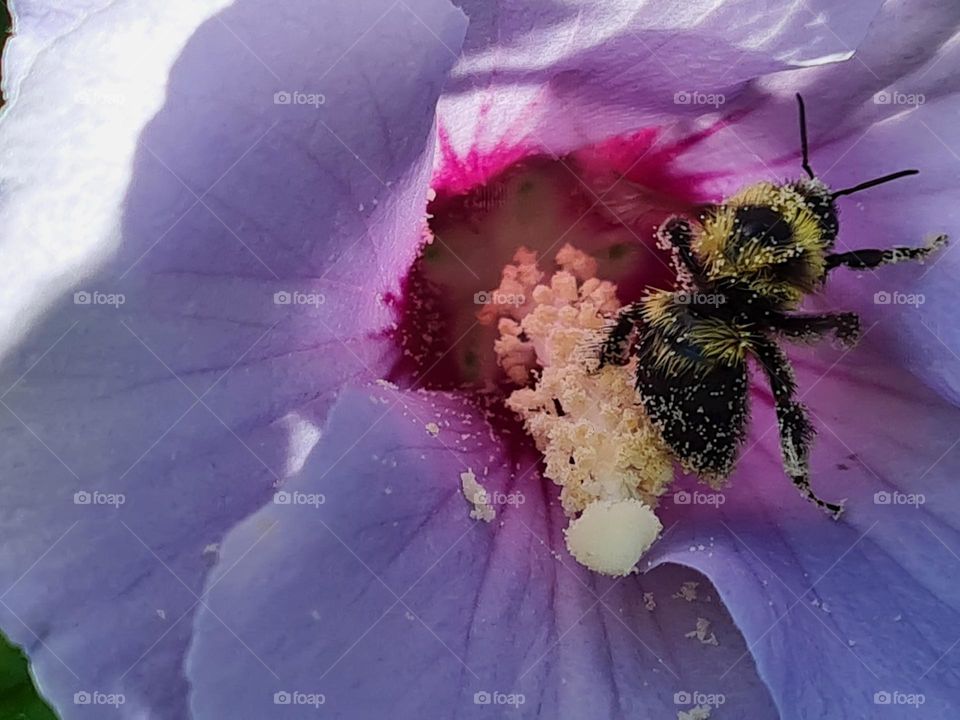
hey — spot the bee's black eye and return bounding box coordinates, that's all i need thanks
[734,206,792,246]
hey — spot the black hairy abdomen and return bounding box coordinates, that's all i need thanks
[634,330,749,480]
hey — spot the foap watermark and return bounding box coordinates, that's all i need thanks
[489,490,526,507]
[673,691,726,708]
[873,90,925,107]
[675,291,726,307]
[273,690,326,708]
[874,290,924,307]
[874,491,925,507]
[74,690,125,708]
[673,490,726,507]
[273,91,326,108]
[273,490,326,508]
[673,90,725,108]
[74,290,125,308]
[75,90,127,107]
[873,690,925,708]
[474,290,525,307]
[473,691,526,707]
[274,290,326,307]
[74,490,125,508]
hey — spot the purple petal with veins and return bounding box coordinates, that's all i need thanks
[0,0,958,719]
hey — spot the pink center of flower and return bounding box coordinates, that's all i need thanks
[388,127,719,390]
[385,127,728,574]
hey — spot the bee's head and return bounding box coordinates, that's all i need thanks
[689,94,919,306]
[692,180,836,304]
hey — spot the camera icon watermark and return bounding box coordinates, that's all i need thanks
[873,690,925,707]
[474,290,525,307]
[873,490,925,507]
[273,690,325,707]
[673,490,725,507]
[873,290,924,307]
[73,490,126,508]
[273,90,326,108]
[873,90,925,107]
[74,290,125,308]
[274,290,326,307]
[473,690,525,707]
[673,90,725,108]
[273,490,326,508]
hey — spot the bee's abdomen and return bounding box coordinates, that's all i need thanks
[634,327,749,480]
[633,298,751,480]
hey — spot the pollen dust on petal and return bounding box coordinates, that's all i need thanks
[673,581,699,602]
[677,706,713,720]
[685,617,719,646]
[461,468,495,522]
[479,244,675,576]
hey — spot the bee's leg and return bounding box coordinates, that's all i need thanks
[753,338,845,519]
[657,216,704,281]
[770,312,861,347]
[825,234,947,272]
[596,303,643,369]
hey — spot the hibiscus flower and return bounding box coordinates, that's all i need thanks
[1,0,958,718]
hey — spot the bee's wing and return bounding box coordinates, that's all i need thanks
[635,332,749,484]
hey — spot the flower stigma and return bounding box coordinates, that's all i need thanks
[479,245,674,576]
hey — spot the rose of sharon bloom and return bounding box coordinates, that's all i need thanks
[1,1,959,719]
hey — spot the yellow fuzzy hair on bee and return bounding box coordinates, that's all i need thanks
[693,182,828,304]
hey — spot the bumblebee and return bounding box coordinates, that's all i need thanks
[598,94,947,517]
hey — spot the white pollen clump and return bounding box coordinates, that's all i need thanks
[425,422,440,437]
[564,499,662,577]
[479,244,674,575]
[461,469,495,522]
[685,617,719,646]
[673,581,699,602]
[678,706,713,720]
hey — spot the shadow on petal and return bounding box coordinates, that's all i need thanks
[0,0,466,717]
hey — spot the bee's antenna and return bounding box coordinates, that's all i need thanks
[796,93,815,180]
[830,169,919,199]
